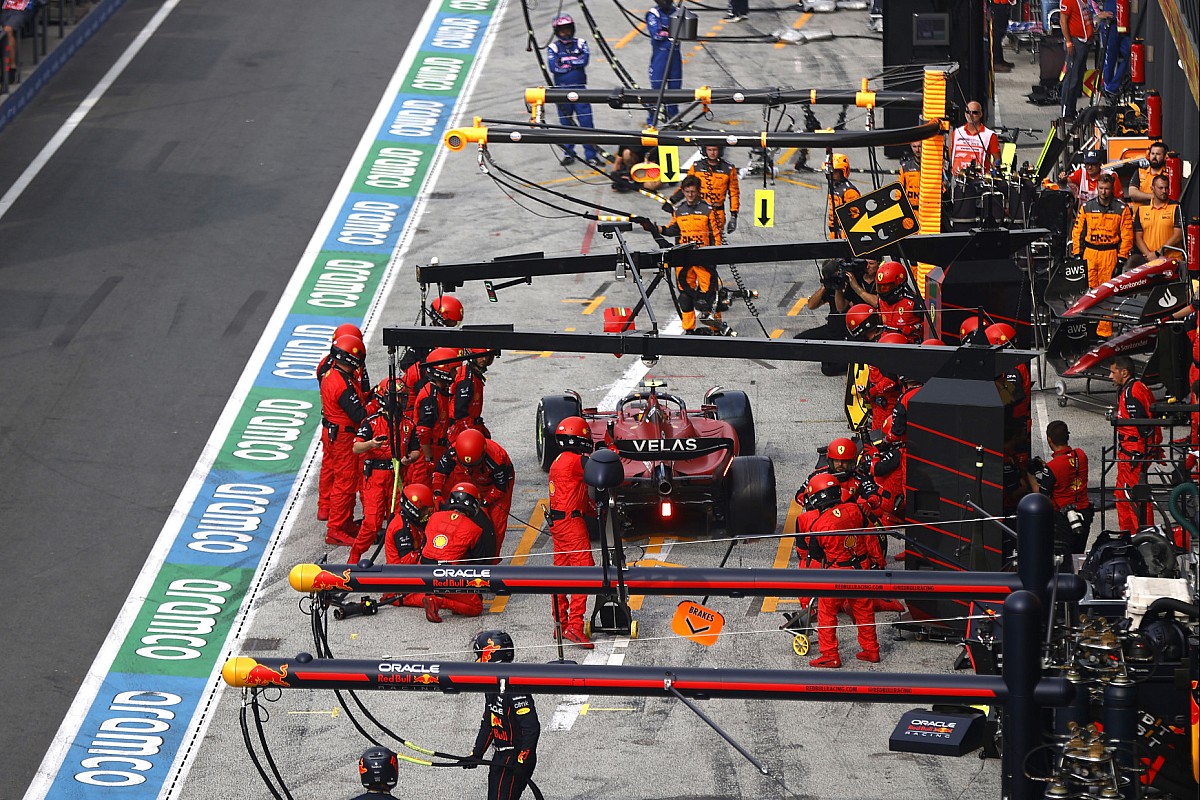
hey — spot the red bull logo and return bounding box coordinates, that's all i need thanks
[310,568,354,592]
[468,578,488,588]
[244,662,290,688]
[414,673,438,685]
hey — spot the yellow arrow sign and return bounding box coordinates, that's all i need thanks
[849,200,904,233]
[754,188,775,227]
[658,146,680,182]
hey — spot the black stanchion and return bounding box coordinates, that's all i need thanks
[1002,589,1044,800]
[1016,492,1055,609]
[1102,675,1137,799]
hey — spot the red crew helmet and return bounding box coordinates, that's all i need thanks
[555,416,592,453]
[333,323,364,342]
[430,295,464,327]
[985,323,1016,347]
[455,429,487,466]
[399,484,435,525]
[331,335,366,371]
[373,377,406,407]
[806,472,842,511]
[878,332,909,345]
[922,337,947,346]
[875,260,906,294]
[845,304,878,340]
[828,437,858,462]
[446,482,481,514]
[423,347,462,384]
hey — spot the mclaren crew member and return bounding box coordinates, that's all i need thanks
[798,473,884,668]
[1109,356,1161,532]
[670,145,740,244]
[348,379,423,565]
[826,153,860,240]
[1128,174,1182,269]
[351,746,399,799]
[398,294,464,373]
[548,417,598,648]
[898,140,923,212]
[1026,421,1093,554]
[464,630,540,800]
[432,429,516,556]
[1071,172,1133,290]
[317,323,370,522]
[321,335,370,547]
[1126,141,1169,206]
[644,175,720,333]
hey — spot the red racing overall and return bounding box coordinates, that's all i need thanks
[1115,378,1159,531]
[432,439,516,556]
[320,365,369,542]
[419,509,495,619]
[548,450,596,635]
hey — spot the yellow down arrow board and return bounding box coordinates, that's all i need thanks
[754,189,774,227]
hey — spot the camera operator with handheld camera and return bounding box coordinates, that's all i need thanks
[1025,420,1093,554]
[802,257,874,375]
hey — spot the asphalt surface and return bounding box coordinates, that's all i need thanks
[1,2,1122,799]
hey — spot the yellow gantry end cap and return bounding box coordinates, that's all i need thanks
[444,126,487,151]
[855,91,876,109]
[223,657,257,687]
[290,563,322,592]
[694,86,712,104]
[525,87,546,106]
[641,128,659,147]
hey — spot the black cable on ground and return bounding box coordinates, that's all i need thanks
[241,695,287,800]
[252,692,297,800]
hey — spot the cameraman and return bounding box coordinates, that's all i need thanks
[803,258,873,375]
[1026,420,1093,554]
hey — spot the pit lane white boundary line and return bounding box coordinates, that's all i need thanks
[0,0,183,221]
[21,1,504,797]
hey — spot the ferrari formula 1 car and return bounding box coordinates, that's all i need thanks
[535,381,777,536]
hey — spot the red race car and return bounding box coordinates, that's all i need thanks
[536,381,777,536]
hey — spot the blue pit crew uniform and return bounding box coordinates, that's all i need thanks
[547,34,598,163]
[646,2,682,125]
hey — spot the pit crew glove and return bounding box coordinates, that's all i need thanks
[727,212,738,233]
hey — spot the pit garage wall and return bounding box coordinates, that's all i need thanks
[1145,0,1199,218]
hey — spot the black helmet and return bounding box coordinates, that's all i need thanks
[358,746,399,790]
[473,629,515,663]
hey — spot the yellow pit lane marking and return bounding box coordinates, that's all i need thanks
[288,708,340,718]
[778,176,821,189]
[787,295,807,316]
[770,328,784,338]
[582,296,605,315]
[762,497,802,613]
[628,536,678,611]
[490,501,546,613]
[579,704,638,715]
[614,22,646,50]
[512,349,554,358]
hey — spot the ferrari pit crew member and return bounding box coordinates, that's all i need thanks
[398,294,464,373]
[645,0,682,125]
[448,348,495,441]
[420,482,496,622]
[1026,421,1093,554]
[670,145,740,243]
[826,153,860,240]
[1071,172,1133,290]
[849,317,905,431]
[1128,174,1182,269]
[645,175,719,333]
[317,323,371,522]
[548,416,598,648]
[464,630,540,800]
[546,15,601,167]
[377,483,436,608]
[1109,356,1160,532]
[432,429,516,556]
[948,101,999,175]
[351,746,399,799]
[797,474,883,668]
[347,379,423,565]
[857,261,925,343]
[414,347,461,465]
[321,335,370,547]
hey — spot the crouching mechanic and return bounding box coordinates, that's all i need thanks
[798,473,883,668]
[350,746,399,799]
[548,417,598,648]
[432,429,516,557]
[377,483,435,608]
[463,630,540,800]
[419,483,496,622]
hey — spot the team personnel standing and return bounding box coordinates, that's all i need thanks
[1064,150,1123,205]
[1071,173,1133,293]
[317,323,370,522]
[898,141,923,212]
[1027,421,1093,554]
[432,429,516,556]
[398,295,465,374]
[348,380,422,565]
[826,153,860,240]
[797,474,884,668]
[948,101,999,175]
[1128,174,1182,268]
[1109,356,1160,532]
[547,15,601,167]
[414,347,461,466]
[646,175,720,333]
[448,349,494,441]
[464,631,540,800]
[321,335,370,547]
[1059,0,1101,122]
[646,0,682,125]
[420,483,496,622]
[547,417,598,648]
[1127,141,1169,205]
[670,145,740,244]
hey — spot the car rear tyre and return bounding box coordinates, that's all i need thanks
[727,456,776,536]
[710,389,756,455]
[536,394,583,472]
